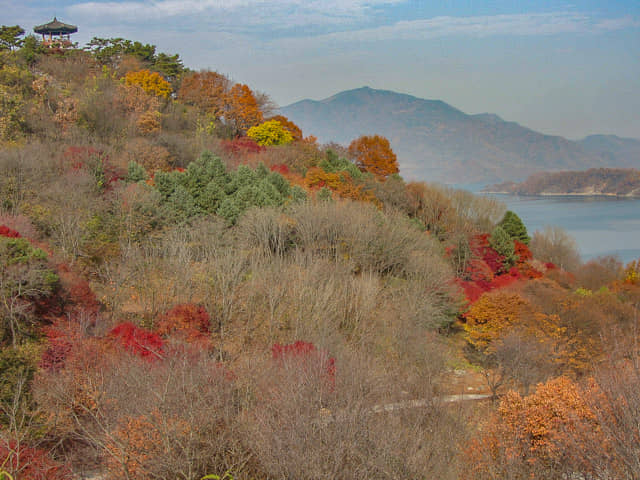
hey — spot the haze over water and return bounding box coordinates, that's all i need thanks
[489,194,640,264]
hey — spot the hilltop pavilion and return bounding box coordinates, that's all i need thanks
[34,18,78,47]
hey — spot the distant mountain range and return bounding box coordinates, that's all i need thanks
[280,87,640,184]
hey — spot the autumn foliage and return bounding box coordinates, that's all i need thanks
[464,376,598,480]
[348,134,399,179]
[266,114,303,141]
[177,72,264,135]
[109,322,164,360]
[221,136,265,156]
[157,303,211,342]
[0,225,20,238]
[3,33,640,480]
[0,441,71,480]
[177,70,229,118]
[124,69,172,99]
[226,83,264,135]
[247,120,294,146]
[624,258,640,284]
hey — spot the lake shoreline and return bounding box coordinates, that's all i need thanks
[482,191,639,198]
[477,192,640,264]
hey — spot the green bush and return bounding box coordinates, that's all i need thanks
[499,210,530,244]
[151,151,295,225]
[126,161,148,182]
[319,150,362,180]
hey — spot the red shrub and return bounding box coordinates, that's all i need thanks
[272,340,317,360]
[63,145,100,170]
[466,258,494,283]
[270,163,290,175]
[221,137,265,155]
[109,322,164,360]
[514,240,533,262]
[457,279,487,304]
[490,267,521,289]
[157,303,211,341]
[0,214,38,239]
[40,327,73,372]
[468,233,507,275]
[0,225,21,238]
[0,441,71,480]
[62,146,123,190]
[55,263,101,317]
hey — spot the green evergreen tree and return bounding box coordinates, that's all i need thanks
[499,210,530,244]
[152,52,184,81]
[255,162,270,179]
[226,164,257,194]
[164,185,198,223]
[290,185,307,204]
[19,35,43,65]
[490,226,516,267]
[217,196,242,225]
[198,180,226,213]
[0,26,25,51]
[267,171,291,197]
[126,161,148,183]
[154,170,184,200]
[320,150,362,180]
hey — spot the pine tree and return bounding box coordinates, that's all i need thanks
[499,210,530,244]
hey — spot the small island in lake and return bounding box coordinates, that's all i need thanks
[485,168,640,197]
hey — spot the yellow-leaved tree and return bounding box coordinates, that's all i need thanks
[247,120,293,146]
[124,69,172,99]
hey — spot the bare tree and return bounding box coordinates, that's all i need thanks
[530,226,581,272]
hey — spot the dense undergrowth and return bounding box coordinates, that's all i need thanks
[1,32,640,480]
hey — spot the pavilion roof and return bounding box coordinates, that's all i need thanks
[34,18,78,35]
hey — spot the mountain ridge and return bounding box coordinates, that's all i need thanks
[281,87,639,184]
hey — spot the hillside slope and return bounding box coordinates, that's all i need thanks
[281,87,639,184]
[577,134,640,165]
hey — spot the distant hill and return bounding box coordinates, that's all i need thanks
[280,87,640,184]
[485,168,640,197]
[577,135,640,165]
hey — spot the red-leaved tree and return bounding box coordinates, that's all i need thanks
[109,322,164,360]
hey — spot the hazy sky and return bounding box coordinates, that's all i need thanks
[7,0,640,139]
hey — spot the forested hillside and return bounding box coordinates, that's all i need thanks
[1,28,640,480]
[487,167,640,196]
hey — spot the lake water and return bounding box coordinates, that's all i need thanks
[484,194,640,264]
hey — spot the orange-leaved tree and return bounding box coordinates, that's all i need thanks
[267,114,303,141]
[463,376,601,480]
[177,70,230,119]
[225,83,263,136]
[348,134,399,180]
[464,291,532,353]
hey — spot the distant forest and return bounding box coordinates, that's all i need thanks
[487,168,640,196]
